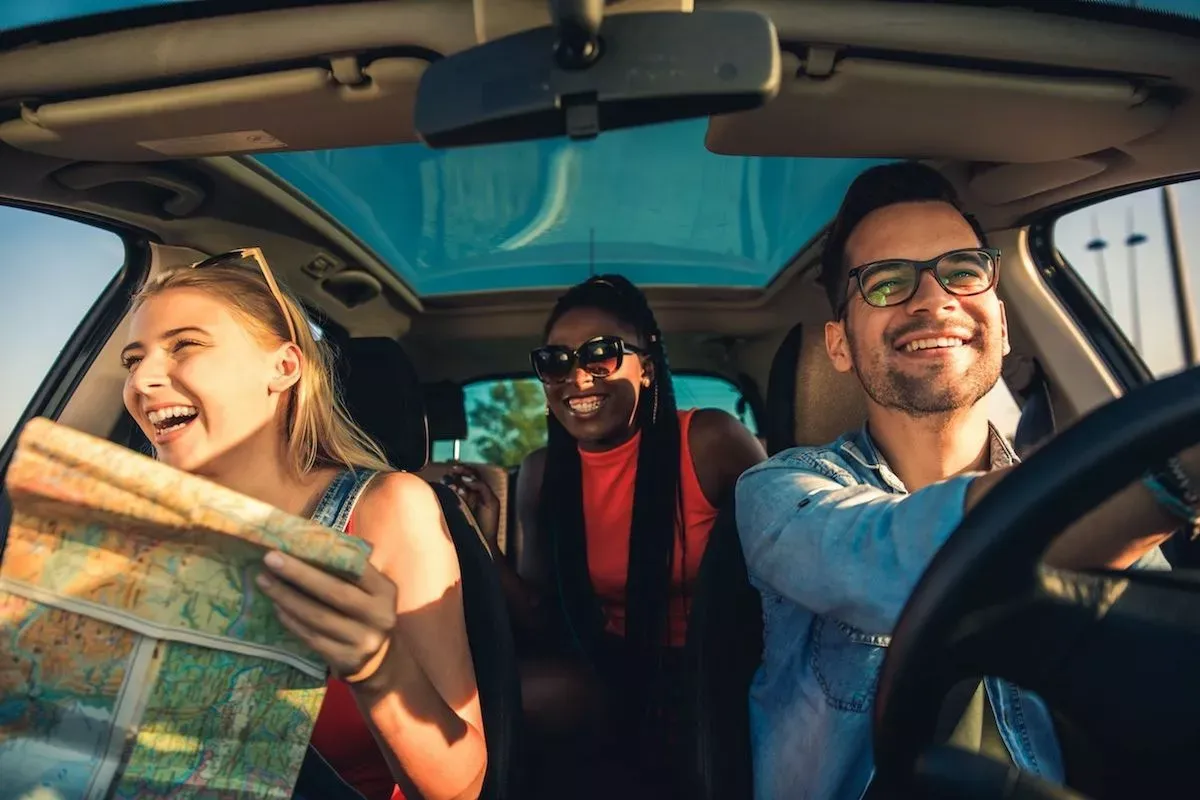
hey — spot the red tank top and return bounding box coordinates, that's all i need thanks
[309,514,406,800]
[579,408,718,646]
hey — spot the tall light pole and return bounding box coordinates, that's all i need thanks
[1125,208,1146,353]
[1162,184,1199,366]
[1086,214,1113,311]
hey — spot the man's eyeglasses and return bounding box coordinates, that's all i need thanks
[530,335,646,384]
[838,247,1000,318]
[190,247,298,343]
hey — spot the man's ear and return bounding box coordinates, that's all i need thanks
[998,299,1012,357]
[825,319,854,374]
[269,342,303,394]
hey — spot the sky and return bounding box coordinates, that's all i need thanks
[1,209,126,441]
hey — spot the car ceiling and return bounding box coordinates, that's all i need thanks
[0,0,1198,390]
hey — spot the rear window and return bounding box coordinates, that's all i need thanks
[430,374,760,468]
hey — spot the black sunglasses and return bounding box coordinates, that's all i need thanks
[838,247,1000,318]
[530,335,647,384]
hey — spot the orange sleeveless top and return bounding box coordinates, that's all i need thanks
[579,408,718,647]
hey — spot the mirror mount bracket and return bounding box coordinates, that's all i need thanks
[549,0,605,69]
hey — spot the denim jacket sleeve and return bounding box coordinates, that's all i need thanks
[735,451,979,636]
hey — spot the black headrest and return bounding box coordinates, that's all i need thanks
[764,322,806,455]
[336,337,429,472]
[423,381,468,442]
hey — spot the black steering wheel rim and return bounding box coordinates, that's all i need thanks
[872,363,1200,795]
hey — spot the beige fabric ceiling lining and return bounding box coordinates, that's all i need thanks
[0,0,1195,166]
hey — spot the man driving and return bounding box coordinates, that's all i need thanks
[735,161,1198,799]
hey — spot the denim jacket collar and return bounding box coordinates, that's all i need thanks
[839,421,1018,494]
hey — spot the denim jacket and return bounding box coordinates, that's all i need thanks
[734,423,1169,800]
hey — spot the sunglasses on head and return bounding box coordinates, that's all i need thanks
[838,247,1000,319]
[530,335,647,384]
[190,247,298,343]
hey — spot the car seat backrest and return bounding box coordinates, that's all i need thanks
[419,461,512,555]
[765,322,868,454]
[683,498,760,800]
[335,337,429,473]
[334,336,522,797]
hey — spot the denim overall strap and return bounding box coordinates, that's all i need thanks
[309,468,380,532]
[293,467,381,800]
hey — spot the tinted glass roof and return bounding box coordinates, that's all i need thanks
[255,124,890,296]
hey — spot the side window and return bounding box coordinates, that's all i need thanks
[673,374,760,436]
[437,377,548,468]
[987,381,1021,445]
[429,373,761,467]
[1053,179,1200,378]
[0,207,127,444]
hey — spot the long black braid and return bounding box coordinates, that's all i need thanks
[537,274,685,738]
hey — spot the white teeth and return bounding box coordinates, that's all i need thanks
[566,396,605,415]
[147,405,198,426]
[904,337,964,352]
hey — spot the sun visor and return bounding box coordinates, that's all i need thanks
[968,159,1108,206]
[473,0,693,42]
[0,57,428,162]
[706,53,1175,164]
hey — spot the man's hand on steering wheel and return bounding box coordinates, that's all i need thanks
[964,439,1200,573]
[875,365,1200,800]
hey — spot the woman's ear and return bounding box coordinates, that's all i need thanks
[269,342,303,394]
[641,357,656,387]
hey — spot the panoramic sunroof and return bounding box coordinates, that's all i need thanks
[255,121,891,296]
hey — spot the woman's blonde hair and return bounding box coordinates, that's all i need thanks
[132,259,392,477]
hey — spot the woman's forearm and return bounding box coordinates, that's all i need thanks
[485,548,553,638]
[352,639,488,800]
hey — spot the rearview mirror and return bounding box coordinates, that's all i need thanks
[414,9,781,148]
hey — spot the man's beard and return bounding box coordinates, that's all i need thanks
[847,326,1001,417]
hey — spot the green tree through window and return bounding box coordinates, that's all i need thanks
[467,379,547,467]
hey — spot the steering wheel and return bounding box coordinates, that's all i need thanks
[872,363,1200,800]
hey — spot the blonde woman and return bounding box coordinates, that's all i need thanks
[118,249,486,800]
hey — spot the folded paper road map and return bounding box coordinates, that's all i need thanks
[0,417,372,799]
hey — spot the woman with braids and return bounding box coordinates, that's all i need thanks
[446,275,765,796]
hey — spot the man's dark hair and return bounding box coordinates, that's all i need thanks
[538,274,684,743]
[818,160,987,315]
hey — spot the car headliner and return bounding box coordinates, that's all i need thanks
[5,0,1198,298]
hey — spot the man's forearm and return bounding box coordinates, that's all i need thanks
[964,465,1180,571]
